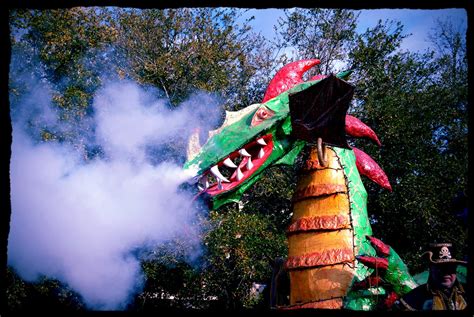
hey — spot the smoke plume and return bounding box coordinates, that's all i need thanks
[8,74,221,309]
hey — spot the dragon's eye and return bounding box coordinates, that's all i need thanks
[257,108,269,119]
[251,106,274,126]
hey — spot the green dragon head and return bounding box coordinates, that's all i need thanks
[183,59,388,209]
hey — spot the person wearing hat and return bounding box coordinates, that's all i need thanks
[397,243,467,310]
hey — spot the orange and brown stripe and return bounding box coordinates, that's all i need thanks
[287,214,351,233]
[285,247,354,269]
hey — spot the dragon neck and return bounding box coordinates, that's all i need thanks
[285,145,378,308]
[291,145,373,244]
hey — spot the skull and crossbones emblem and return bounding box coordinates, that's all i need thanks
[439,246,452,259]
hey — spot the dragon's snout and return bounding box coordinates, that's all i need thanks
[195,134,273,195]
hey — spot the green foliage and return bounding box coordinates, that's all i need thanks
[5,267,85,312]
[127,212,286,311]
[10,8,117,150]
[348,19,467,273]
[10,8,117,80]
[240,165,299,231]
[203,210,287,309]
[113,8,274,109]
[129,239,215,310]
[275,9,359,74]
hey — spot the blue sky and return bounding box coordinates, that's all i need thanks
[240,8,467,53]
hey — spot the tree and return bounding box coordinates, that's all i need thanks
[113,8,275,110]
[5,267,85,312]
[347,19,467,273]
[9,8,117,158]
[126,210,287,311]
[128,237,215,311]
[201,210,287,309]
[110,8,277,166]
[274,9,359,74]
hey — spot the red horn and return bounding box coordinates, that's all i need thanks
[353,147,392,191]
[346,115,382,146]
[262,59,320,103]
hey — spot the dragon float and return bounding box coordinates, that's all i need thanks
[183,59,418,310]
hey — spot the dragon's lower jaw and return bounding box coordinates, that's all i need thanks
[195,134,274,196]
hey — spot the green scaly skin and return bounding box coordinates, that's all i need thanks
[334,147,417,309]
[183,72,417,310]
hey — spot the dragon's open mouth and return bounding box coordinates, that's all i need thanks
[196,134,273,196]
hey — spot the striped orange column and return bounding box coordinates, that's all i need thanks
[286,146,356,308]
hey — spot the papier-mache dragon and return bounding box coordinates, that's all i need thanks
[183,59,418,310]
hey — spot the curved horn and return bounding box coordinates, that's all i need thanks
[352,147,392,191]
[346,115,382,146]
[262,59,320,103]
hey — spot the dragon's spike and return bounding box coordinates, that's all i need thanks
[262,59,320,103]
[366,236,390,257]
[346,115,382,146]
[356,255,389,270]
[352,147,392,191]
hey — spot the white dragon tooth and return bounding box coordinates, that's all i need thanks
[258,147,265,159]
[257,138,267,146]
[238,148,252,157]
[223,157,238,168]
[217,179,223,190]
[210,165,230,182]
[246,157,254,170]
[236,167,244,181]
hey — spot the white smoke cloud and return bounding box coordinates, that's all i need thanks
[94,82,185,162]
[8,79,220,310]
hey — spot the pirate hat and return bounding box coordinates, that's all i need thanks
[422,243,467,265]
